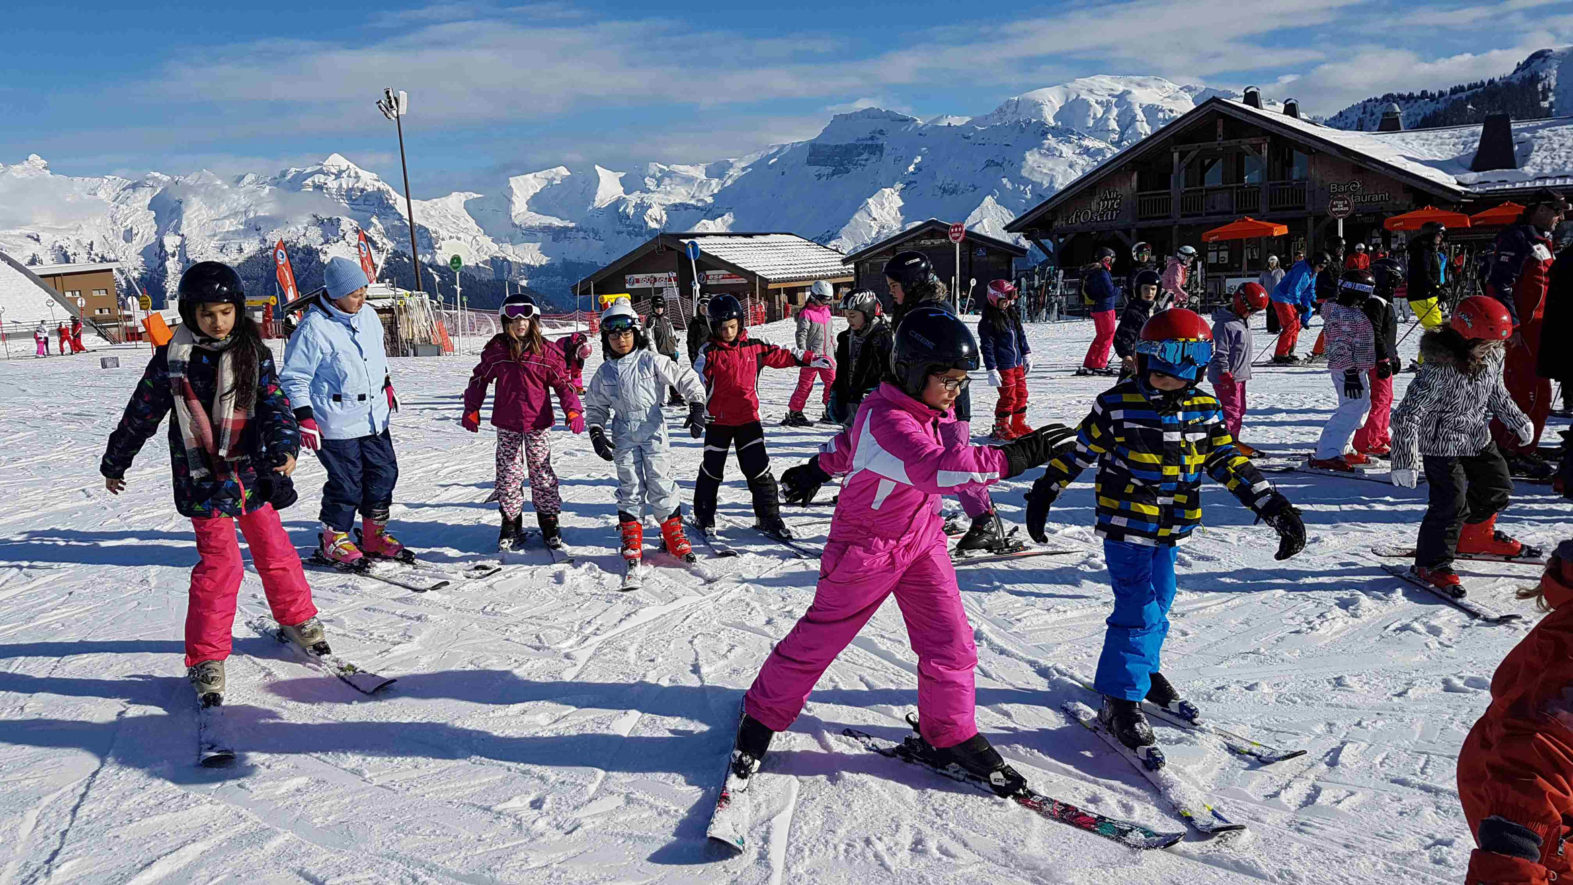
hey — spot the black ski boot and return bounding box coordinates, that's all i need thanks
[1506,450,1556,481]
[538,513,564,550]
[731,712,775,778]
[497,510,526,552]
[954,511,1019,555]
[905,715,1025,797]
[1144,672,1200,723]
[750,474,793,539]
[780,410,811,428]
[1099,696,1157,754]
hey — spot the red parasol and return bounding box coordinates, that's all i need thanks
[1467,202,1526,227]
[1383,206,1472,232]
[1201,217,1290,242]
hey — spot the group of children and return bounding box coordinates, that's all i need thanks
[32,317,86,357]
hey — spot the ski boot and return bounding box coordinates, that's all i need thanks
[1234,441,1258,457]
[1360,442,1392,457]
[1506,450,1557,480]
[1073,367,1096,377]
[954,511,1019,556]
[660,513,696,562]
[318,525,367,571]
[537,512,564,551]
[1415,564,1464,598]
[497,510,526,552]
[1343,452,1372,467]
[1099,696,1159,765]
[619,516,644,563]
[1270,354,1300,366]
[991,418,1016,442]
[1307,456,1356,472]
[1458,516,1528,558]
[1145,672,1200,723]
[360,513,412,563]
[755,516,795,541]
[780,410,811,428]
[1010,415,1034,438]
[279,616,331,656]
[749,475,792,539]
[188,659,225,699]
[904,714,1024,797]
[730,712,775,778]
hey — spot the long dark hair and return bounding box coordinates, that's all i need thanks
[224,315,265,412]
[981,296,1014,334]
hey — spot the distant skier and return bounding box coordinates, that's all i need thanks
[1456,540,1573,883]
[686,295,712,367]
[1024,308,1304,753]
[1113,269,1160,380]
[1127,241,1157,295]
[584,298,708,569]
[643,293,684,405]
[1307,235,1345,362]
[1308,269,1379,472]
[57,322,69,356]
[1352,257,1403,458]
[70,316,86,354]
[1270,251,1327,364]
[979,279,1033,439]
[783,281,837,426]
[827,289,892,426]
[1344,242,1370,272]
[33,321,48,357]
[555,330,592,395]
[1389,296,1535,596]
[1258,254,1284,339]
[1207,281,1269,456]
[1077,248,1119,376]
[1160,245,1196,308]
[1405,222,1450,362]
[462,292,585,552]
[280,256,406,569]
[691,294,826,539]
[100,261,323,701]
[733,306,1071,794]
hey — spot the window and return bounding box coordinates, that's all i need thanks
[66,290,80,298]
[1207,242,1230,266]
[92,289,108,297]
[94,307,112,316]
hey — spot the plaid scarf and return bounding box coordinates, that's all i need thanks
[167,324,250,481]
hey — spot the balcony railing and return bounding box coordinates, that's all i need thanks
[1268,181,1308,211]
[1136,191,1171,220]
[1132,181,1308,222]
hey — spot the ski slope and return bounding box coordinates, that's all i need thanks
[0,313,1563,884]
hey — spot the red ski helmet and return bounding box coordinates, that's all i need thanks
[986,279,1018,307]
[1232,282,1269,315]
[1450,295,1513,341]
[1136,308,1213,383]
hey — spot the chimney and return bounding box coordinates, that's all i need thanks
[1378,103,1404,132]
[1243,86,1262,109]
[1283,98,1300,119]
[1470,113,1517,172]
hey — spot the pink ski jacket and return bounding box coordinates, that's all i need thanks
[813,382,1009,543]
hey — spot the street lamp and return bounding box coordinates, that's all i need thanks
[375,88,423,296]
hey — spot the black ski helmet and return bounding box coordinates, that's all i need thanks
[176,261,245,327]
[1370,256,1403,294]
[889,305,980,399]
[650,292,666,311]
[1310,250,1332,268]
[1095,246,1117,262]
[1133,269,1162,290]
[1337,268,1376,306]
[707,293,745,326]
[883,250,934,292]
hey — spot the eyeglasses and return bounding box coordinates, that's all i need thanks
[501,302,538,320]
[602,316,637,334]
[930,375,971,392]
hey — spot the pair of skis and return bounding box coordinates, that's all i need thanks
[1371,545,1542,624]
[306,551,503,592]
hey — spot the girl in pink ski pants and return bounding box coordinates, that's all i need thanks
[744,381,1015,749]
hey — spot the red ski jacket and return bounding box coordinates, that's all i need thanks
[694,331,805,427]
[1458,545,1573,884]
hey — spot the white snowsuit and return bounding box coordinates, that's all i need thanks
[584,348,707,520]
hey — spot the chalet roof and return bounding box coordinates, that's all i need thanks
[26,261,122,276]
[841,219,1028,264]
[575,232,851,292]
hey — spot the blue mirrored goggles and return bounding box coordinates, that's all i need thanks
[1134,337,1212,369]
[501,302,539,320]
[602,316,638,334]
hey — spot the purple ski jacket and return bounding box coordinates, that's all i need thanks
[463,334,583,433]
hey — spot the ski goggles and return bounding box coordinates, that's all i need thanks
[1135,338,1212,375]
[602,315,638,334]
[501,302,539,321]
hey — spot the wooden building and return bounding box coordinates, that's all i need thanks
[29,261,122,325]
[1005,95,1573,299]
[573,232,852,325]
[841,219,1028,310]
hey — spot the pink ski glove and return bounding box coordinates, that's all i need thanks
[568,410,586,434]
[298,418,322,452]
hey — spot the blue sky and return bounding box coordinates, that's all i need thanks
[2,0,1569,195]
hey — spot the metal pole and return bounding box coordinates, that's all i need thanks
[394,112,422,296]
[455,268,463,356]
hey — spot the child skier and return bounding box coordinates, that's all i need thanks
[584,299,708,568]
[733,306,1073,792]
[1269,251,1328,364]
[33,322,47,357]
[1456,540,1573,883]
[827,290,892,426]
[1390,296,1536,596]
[644,293,683,405]
[1023,308,1305,752]
[1207,281,1268,456]
[979,279,1033,440]
[57,322,70,356]
[280,256,406,568]
[1352,257,1403,457]
[783,281,837,426]
[1113,269,1160,380]
[1308,269,1379,472]
[462,292,585,551]
[555,331,592,395]
[100,261,323,701]
[692,294,828,539]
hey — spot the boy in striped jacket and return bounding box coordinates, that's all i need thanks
[1023,308,1305,753]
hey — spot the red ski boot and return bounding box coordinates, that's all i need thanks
[1457,515,1524,558]
[991,417,1016,442]
[1307,457,1356,472]
[1010,412,1034,439]
[659,513,695,562]
[619,518,644,563]
[360,515,410,562]
[1414,564,1464,599]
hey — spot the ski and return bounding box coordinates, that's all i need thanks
[1379,564,1523,624]
[842,729,1184,850]
[646,550,722,584]
[706,744,756,852]
[618,560,647,593]
[1056,671,1306,766]
[196,692,235,767]
[951,547,1079,567]
[718,514,816,559]
[1063,701,1247,839]
[1371,544,1547,566]
[307,551,502,592]
[687,521,740,558]
[246,617,397,694]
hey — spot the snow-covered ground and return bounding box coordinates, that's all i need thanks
[1,314,1564,883]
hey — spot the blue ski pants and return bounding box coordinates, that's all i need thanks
[1094,539,1180,701]
[315,429,399,531]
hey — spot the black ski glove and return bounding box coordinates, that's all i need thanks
[1024,477,1062,543]
[1341,368,1364,399]
[1375,360,1393,380]
[589,426,615,462]
[997,423,1078,479]
[1257,493,1305,561]
[683,402,709,439]
[781,458,832,506]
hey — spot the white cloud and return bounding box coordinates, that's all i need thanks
[1277,44,1548,114]
[0,173,115,230]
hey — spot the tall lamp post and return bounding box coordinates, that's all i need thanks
[376,88,423,296]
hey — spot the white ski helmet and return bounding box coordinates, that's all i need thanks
[809,280,834,302]
[601,298,638,325]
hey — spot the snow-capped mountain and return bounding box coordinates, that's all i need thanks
[0,76,1224,307]
[1328,46,1570,131]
